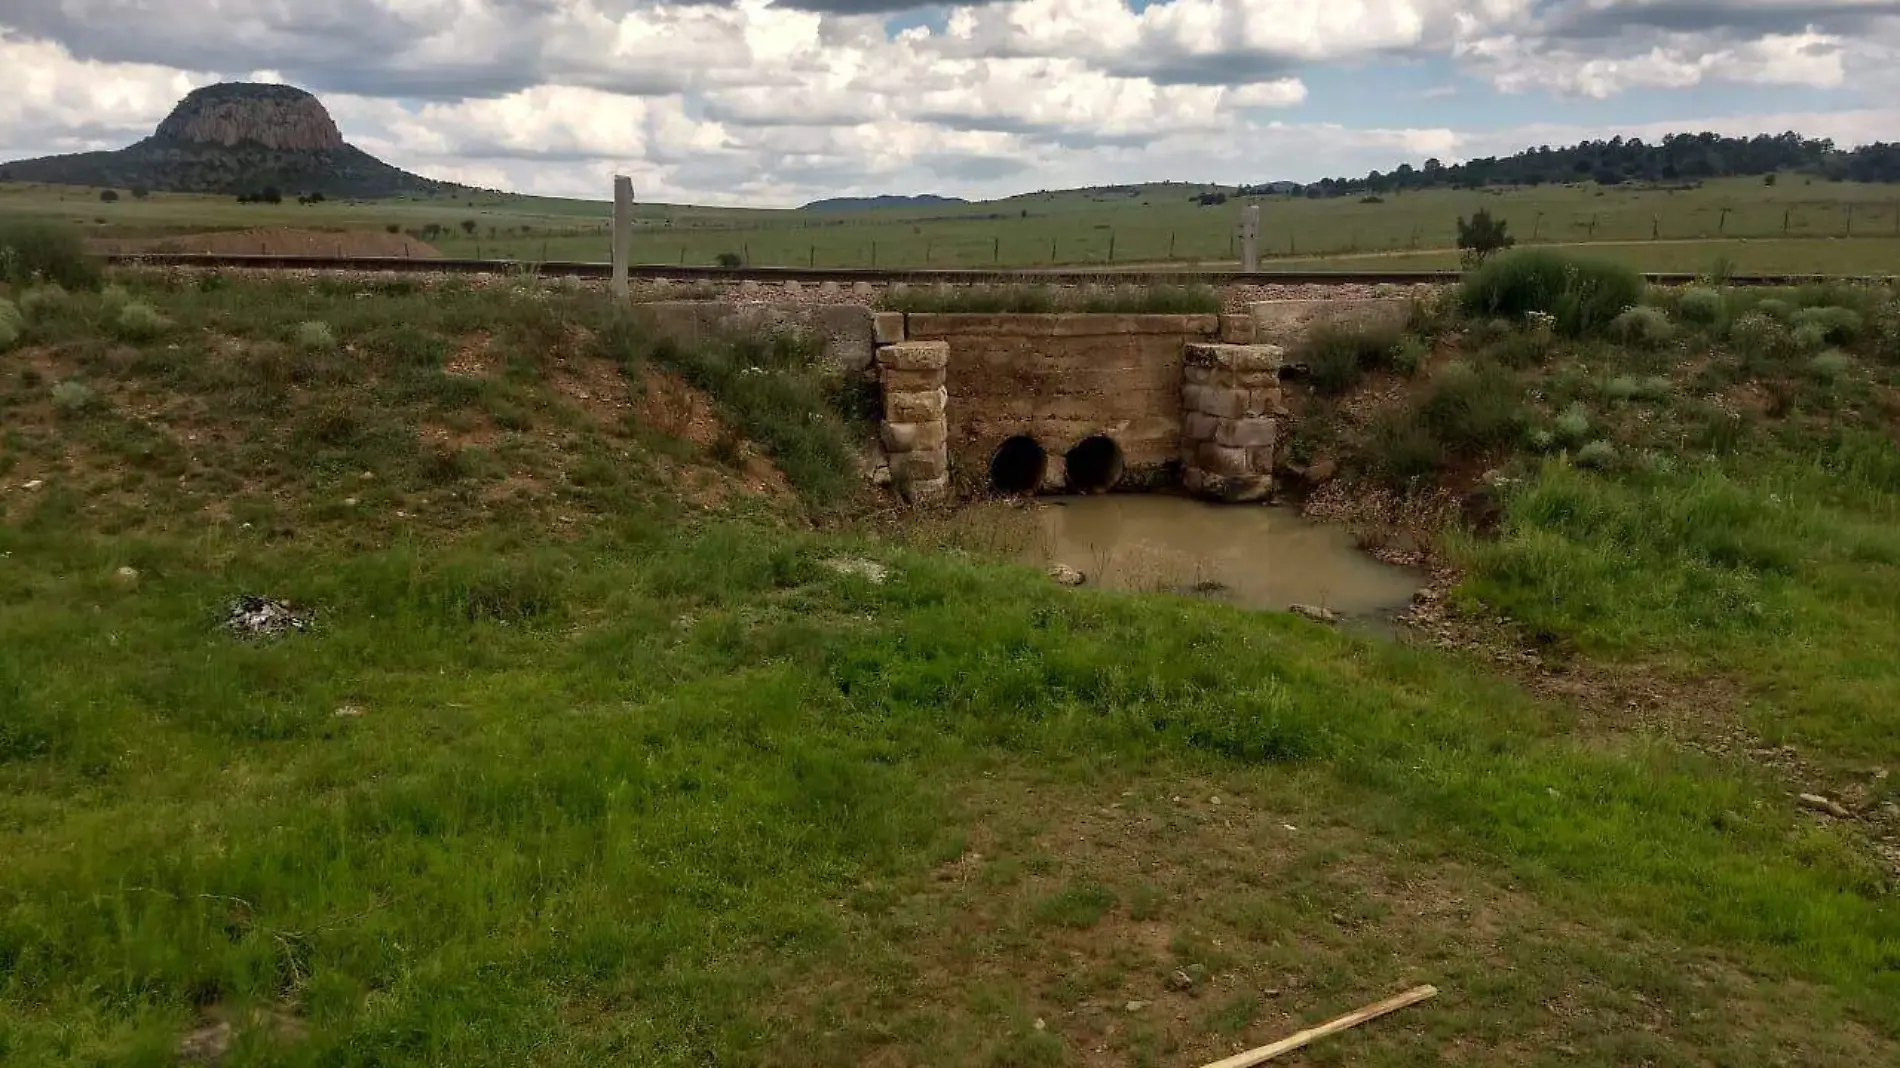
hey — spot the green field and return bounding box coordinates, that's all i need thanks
[2,260,1899,1065]
[7,175,1900,274]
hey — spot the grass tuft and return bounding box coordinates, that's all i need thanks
[0,219,102,290]
[1460,249,1645,336]
[112,301,169,341]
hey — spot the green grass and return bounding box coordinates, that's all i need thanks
[3,274,1900,1066]
[12,175,1900,274]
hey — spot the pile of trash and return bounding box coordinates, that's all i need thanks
[221,595,313,639]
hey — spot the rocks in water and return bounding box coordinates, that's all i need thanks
[222,595,312,639]
[1288,603,1339,624]
[1048,564,1085,586]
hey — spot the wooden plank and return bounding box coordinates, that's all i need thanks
[1197,984,1438,1068]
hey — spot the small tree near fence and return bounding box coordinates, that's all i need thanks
[1457,208,1515,268]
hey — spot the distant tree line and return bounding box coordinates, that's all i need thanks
[1235,133,1900,199]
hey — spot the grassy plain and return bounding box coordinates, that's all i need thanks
[7,174,1900,273]
[1,268,1898,1066]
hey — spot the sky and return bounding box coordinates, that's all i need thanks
[2,1,1899,207]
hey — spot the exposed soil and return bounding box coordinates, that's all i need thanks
[94,228,441,258]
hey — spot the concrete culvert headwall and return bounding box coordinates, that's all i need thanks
[1065,435,1124,494]
[989,435,1048,495]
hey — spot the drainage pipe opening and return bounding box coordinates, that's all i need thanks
[989,435,1048,495]
[1065,435,1125,494]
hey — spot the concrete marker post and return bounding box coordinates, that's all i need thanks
[1238,204,1260,272]
[611,175,633,301]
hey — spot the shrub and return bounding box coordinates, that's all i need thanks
[114,301,169,341]
[295,320,338,352]
[1421,360,1527,449]
[1752,298,1794,321]
[1790,306,1863,345]
[1456,208,1515,267]
[1390,335,1429,376]
[1575,440,1620,469]
[1363,411,1445,487]
[460,219,478,235]
[51,379,102,416]
[1604,375,1673,403]
[1676,287,1726,326]
[0,299,18,352]
[1728,313,1789,360]
[714,252,743,268]
[1552,402,1592,447]
[1791,322,1830,354]
[1297,320,1406,395]
[1460,249,1644,336]
[1609,305,1675,348]
[385,223,401,234]
[18,284,71,319]
[1809,351,1854,384]
[100,283,131,310]
[0,219,103,289]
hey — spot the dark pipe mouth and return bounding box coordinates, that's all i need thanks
[1065,435,1124,494]
[989,435,1048,495]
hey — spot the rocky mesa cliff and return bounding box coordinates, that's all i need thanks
[0,82,453,198]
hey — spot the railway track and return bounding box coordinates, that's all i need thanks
[99,252,1892,288]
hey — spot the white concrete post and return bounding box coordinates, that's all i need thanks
[611,175,633,300]
[1239,203,1260,273]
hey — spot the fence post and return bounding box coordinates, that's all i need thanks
[1108,231,1115,262]
[809,245,815,267]
[872,241,877,268]
[1784,208,1792,235]
[993,236,1000,263]
[1846,203,1855,238]
[1050,237,1057,262]
[743,243,750,266]
[1168,231,1176,259]
[611,175,632,300]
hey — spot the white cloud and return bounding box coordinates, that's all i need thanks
[1465,28,1850,97]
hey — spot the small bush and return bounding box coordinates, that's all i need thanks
[1605,375,1673,403]
[1753,298,1795,321]
[1676,287,1726,326]
[113,302,169,341]
[1421,360,1527,449]
[1390,336,1429,376]
[295,320,338,352]
[1809,351,1854,384]
[1790,306,1863,345]
[51,380,102,416]
[1363,411,1445,487]
[1791,322,1830,354]
[1609,306,1675,348]
[714,252,743,268]
[1460,249,1644,336]
[18,284,72,319]
[100,284,132,310]
[1298,321,1406,394]
[1575,440,1619,469]
[0,301,18,352]
[1728,313,1790,360]
[1552,402,1592,447]
[0,220,102,290]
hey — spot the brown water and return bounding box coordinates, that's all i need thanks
[1024,495,1422,618]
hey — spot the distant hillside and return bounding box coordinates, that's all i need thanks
[801,194,968,212]
[1248,132,1900,198]
[0,82,453,199]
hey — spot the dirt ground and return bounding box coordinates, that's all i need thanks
[91,227,441,258]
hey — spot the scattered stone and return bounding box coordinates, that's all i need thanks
[1167,969,1195,991]
[1288,603,1339,624]
[1799,793,1854,819]
[21,479,44,491]
[112,566,140,586]
[1262,987,1282,998]
[1048,564,1085,586]
[359,470,375,481]
[822,557,890,584]
[222,596,313,640]
[1033,1018,1046,1031]
[342,496,359,507]
[334,704,367,718]
[1124,1001,1148,1012]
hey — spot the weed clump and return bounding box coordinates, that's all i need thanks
[1676,287,1726,326]
[0,220,102,290]
[17,284,72,320]
[1363,410,1445,487]
[51,379,102,416]
[295,320,338,352]
[1604,375,1672,403]
[1460,249,1645,336]
[1610,305,1675,348]
[1421,360,1527,448]
[1390,335,1429,376]
[113,302,169,341]
[1728,313,1790,361]
[1790,306,1864,346]
[1808,351,1854,384]
[0,298,20,351]
[1552,402,1592,447]
[1298,320,1406,394]
[1575,440,1619,469]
